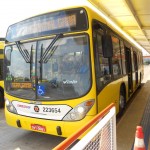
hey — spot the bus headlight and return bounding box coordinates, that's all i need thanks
[63,99,94,121]
[5,98,17,114]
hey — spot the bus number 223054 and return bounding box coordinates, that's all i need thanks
[43,107,61,113]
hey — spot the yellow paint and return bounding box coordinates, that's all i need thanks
[0,40,4,88]
[4,3,143,137]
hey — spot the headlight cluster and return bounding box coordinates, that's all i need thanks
[5,97,17,114]
[63,99,94,121]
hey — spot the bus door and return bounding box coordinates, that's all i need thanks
[125,47,133,96]
[133,52,138,86]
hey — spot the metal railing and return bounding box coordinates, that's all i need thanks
[53,103,116,150]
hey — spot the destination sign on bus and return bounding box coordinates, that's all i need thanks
[11,82,33,89]
[6,8,88,42]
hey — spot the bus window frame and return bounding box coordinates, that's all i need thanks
[92,20,113,93]
[92,20,127,78]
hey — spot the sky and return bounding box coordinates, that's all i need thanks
[0,0,149,55]
[0,0,79,37]
[0,0,44,37]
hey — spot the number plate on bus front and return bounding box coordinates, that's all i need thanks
[31,124,46,132]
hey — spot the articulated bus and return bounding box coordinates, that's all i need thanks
[0,38,4,108]
[4,1,143,137]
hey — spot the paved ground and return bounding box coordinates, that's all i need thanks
[117,65,150,150]
[0,110,65,150]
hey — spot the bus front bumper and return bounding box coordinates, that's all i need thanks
[5,109,94,137]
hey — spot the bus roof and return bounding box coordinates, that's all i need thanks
[5,0,144,52]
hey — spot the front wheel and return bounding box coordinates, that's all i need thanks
[118,88,126,117]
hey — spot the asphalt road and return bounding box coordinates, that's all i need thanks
[0,65,150,150]
[0,108,65,150]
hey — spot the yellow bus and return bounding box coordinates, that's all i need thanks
[4,1,143,137]
[0,38,4,108]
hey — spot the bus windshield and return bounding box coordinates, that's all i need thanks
[4,34,91,100]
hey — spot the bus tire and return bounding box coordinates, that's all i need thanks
[118,86,126,117]
[0,90,4,108]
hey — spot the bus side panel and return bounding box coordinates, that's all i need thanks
[97,78,123,114]
[122,76,129,102]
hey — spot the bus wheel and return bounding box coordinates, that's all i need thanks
[0,90,4,108]
[118,87,126,117]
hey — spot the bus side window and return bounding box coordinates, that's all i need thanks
[93,28,111,92]
[111,35,122,78]
[120,41,126,75]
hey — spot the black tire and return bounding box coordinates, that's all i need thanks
[118,87,126,117]
[0,90,4,108]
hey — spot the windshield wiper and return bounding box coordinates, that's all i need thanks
[39,33,63,63]
[44,45,59,63]
[30,45,33,79]
[39,44,43,81]
[16,41,30,63]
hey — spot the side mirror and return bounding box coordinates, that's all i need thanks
[102,35,113,58]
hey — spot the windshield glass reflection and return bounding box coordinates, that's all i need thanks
[4,34,91,100]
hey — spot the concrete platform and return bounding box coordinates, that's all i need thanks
[117,80,150,150]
